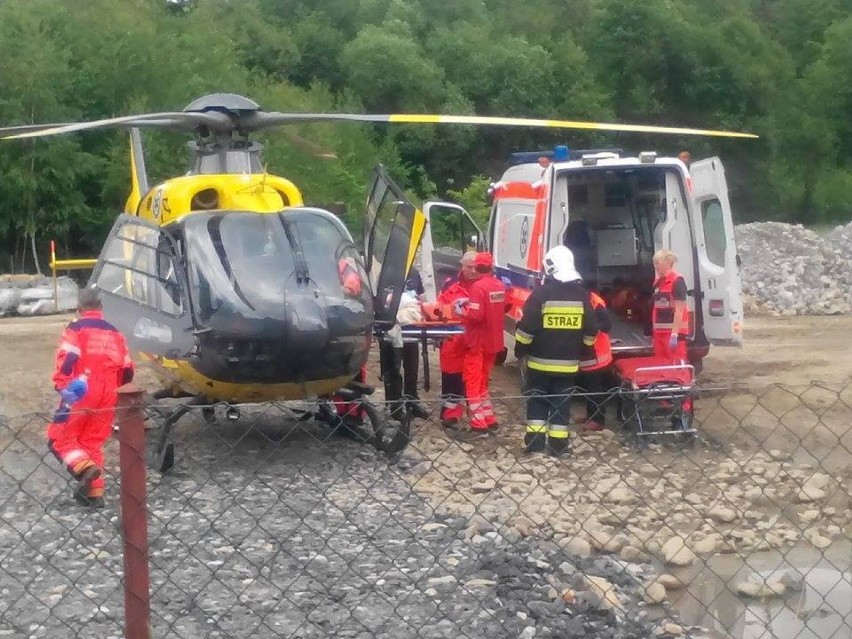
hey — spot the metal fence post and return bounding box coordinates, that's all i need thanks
[116,384,151,639]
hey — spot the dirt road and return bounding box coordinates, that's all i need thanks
[2,312,852,415]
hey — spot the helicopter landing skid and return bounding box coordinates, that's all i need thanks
[147,395,208,473]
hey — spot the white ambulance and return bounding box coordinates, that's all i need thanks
[417,146,744,371]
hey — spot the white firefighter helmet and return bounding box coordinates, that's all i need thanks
[543,245,582,283]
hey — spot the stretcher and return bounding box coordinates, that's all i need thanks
[374,321,464,392]
[613,356,695,437]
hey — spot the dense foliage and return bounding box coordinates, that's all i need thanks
[1,0,850,269]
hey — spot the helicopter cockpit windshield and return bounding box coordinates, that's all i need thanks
[182,209,372,335]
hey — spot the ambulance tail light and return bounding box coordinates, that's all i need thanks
[709,299,725,317]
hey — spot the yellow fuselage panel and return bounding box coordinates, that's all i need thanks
[130,173,304,222]
[142,354,354,403]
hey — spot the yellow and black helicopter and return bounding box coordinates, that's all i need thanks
[0,93,756,470]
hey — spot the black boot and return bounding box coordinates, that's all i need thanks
[74,492,105,509]
[547,435,571,458]
[406,398,430,421]
[524,432,546,453]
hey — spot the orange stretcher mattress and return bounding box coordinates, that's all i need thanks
[614,356,694,387]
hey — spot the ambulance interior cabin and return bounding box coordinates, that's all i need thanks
[551,164,692,351]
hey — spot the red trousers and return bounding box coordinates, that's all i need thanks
[652,332,688,364]
[47,391,115,497]
[462,347,497,430]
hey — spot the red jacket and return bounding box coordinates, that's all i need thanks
[53,310,134,398]
[463,274,506,354]
[580,292,613,372]
[437,274,473,372]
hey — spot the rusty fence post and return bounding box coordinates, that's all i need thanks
[116,384,151,639]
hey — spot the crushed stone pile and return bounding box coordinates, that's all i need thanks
[735,222,852,316]
[0,275,78,316]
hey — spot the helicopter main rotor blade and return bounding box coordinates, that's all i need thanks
[244,112,758,139]
[1,111,235,140]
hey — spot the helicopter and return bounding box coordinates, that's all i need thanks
[0,93,757,471]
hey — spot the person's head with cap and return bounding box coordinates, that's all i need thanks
[543,245,581,283]
[460,250,478,281]
[474,252,494,274]
[78,286,103,312]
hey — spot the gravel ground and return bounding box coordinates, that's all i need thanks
[1,408,696,639]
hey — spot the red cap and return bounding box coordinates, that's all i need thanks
[474,252,494,268]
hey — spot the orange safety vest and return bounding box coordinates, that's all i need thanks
[580,291,613,372]
[652,271,689,335]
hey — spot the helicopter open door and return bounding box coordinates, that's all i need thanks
[419,202,484,302]
[689,157,744,346]
[88,214,195,359]
[363,166,427,325]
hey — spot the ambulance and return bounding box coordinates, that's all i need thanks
[417,146,744,371]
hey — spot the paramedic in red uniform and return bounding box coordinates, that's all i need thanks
[651,249,689,363]
[333,256,369,434]
[458,252,506,435]
[436,251,478,428]
[578,290,613,431]
[47,287,134,508]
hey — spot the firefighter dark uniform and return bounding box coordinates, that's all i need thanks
[578,291,613,430]
[652,270,689,363]
[47,290,134,508]
[436,274,473,426]
[460,253,506,432]
[514,246,597,456]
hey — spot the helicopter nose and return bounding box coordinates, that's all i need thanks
[286,292,329,353]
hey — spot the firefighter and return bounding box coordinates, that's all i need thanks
[514,246,597,457]
[458,252,506,435]
[46,287,134,508]
[436,250,478,428]
[578,290,613,432]
[651,249,689,363]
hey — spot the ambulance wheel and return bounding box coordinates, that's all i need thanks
[494,348,508,366]
[689,358,703,375]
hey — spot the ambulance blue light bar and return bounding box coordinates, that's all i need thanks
[507,147,623,165]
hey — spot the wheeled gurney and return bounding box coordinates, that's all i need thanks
[613,356,696,437]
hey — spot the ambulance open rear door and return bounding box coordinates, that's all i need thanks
[419,202,484,302]
[689,157,744,346]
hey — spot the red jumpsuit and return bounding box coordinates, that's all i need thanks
[461,274,506,430]
[437,275,471,423]
[47,310,134,499]
[333,259,368,422]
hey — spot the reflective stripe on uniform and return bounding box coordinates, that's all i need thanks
[515,329,534,344]
[548,424,570,439]
[542,301,583,310]
[62,449,88,467]
[526,356,579,373]
[579,352,613,371]
[526,420,547,434]
[60,341,81,355]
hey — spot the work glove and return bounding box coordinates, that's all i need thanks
[452,298,470,316]
[668,333,679,349]
[59,377,88,405]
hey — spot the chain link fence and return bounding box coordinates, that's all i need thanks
[1,379,850,639]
